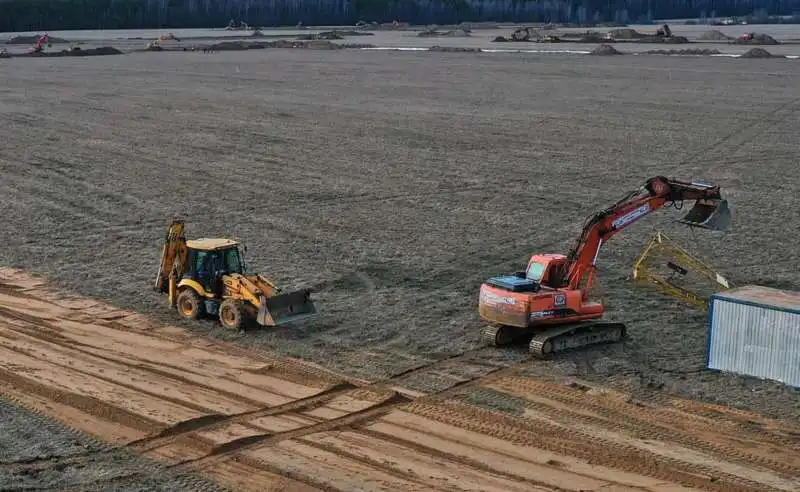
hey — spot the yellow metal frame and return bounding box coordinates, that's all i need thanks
[631,231,733,309]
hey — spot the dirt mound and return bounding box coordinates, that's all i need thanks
[297,31,345,41]
[699,30,732,41]
[491,27,536,43]
[639,35,690,44]
[590,44,623,55]
[735,33,779,45]
[580,34,609,43]
[207,40,371,52]
[340,43,375,49]
[428,45,480,52]
[19,46,123,57]
[6,35,68,44]
[303,40,344,50]
[270,39,345,50]
[608,28,643,39]
[206,41,261,51]
[647,48,722,55]
[740,47,784,58]
[417,28,470,38]
[561,31,602,38]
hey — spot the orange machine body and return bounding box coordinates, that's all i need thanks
[479,254,603,329]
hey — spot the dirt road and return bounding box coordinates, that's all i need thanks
[1,268,798,491]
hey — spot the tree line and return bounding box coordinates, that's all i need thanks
[2,0,800,32]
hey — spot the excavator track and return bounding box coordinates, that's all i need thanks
[480,324,516,347]
[528,322,626,358]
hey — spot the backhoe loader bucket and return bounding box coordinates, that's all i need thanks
[256,288,317,326]
[678,199,731,231]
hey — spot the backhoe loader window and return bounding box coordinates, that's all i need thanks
[194,251,209,275]
[222,248,243,274]
[527,262,546,282]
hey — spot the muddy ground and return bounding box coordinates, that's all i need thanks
[0,49,799,485]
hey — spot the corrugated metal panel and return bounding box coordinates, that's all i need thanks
[708,293,800,388]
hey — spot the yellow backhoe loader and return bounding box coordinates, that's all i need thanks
[154,220,316,330]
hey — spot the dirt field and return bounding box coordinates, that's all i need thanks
[0,44,799,489]
[0,268,798,491]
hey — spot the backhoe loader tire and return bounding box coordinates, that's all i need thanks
[176,289,204,320]
[219,299,245,331]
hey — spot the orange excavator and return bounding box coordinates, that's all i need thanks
[479,176,731,357]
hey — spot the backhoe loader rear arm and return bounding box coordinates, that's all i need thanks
[154,221,188,307]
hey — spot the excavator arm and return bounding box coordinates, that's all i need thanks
[154,220,188,306]
[559,177,730,292]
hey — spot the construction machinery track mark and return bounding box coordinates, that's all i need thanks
[179,391,413,468]
[491,376,800,477]
[127,381,358,452]
[2,270,797,492]
[404,401,780,492]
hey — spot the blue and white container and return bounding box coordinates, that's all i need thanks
[707,285,800,388]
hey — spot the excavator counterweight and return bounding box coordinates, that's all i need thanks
[478,176,731,358]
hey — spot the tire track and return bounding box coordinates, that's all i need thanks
[403,401,780,492]
[353,428,579,492]
[134,348,517,461]
[1,273,530,480]
[291,438,455,492]
[127,381,358,453]
[164,354,529,473]
[174,391,413,469]
[2,270,795,492]
[0,307,309,410]
[491,377,800,478]
[0,364,163,434]
[0,284,351,389]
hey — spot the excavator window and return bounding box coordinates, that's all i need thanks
[526,262,546,282]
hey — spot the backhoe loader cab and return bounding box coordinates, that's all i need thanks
[183,239,245,294]
[155,220,317,331]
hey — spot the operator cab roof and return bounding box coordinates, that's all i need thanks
[186,238,239,251]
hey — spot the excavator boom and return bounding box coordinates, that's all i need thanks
[563,177,730,290]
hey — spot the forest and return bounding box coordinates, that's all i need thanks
[1,0,800,34]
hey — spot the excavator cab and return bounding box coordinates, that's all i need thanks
[678,199,731,231]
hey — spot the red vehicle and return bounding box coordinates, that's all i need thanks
[478,176,731,357]
[33,33,50,53]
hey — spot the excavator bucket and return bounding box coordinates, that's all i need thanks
[678,199,731,231]
[256,288,317,326]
